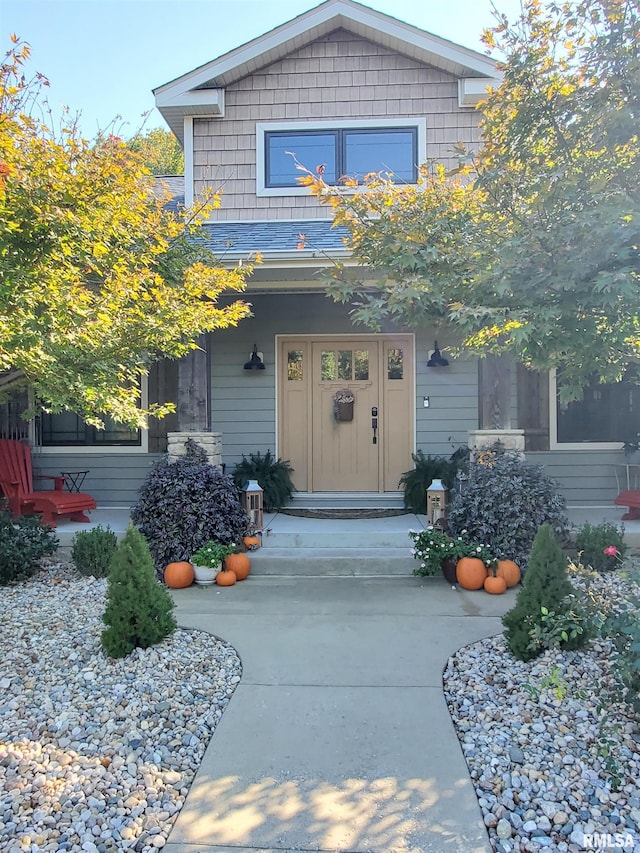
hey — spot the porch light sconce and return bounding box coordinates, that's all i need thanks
[244,344,265,371]
[426,340,449,367]
[426,478,448,526]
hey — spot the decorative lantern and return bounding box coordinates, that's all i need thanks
[426,478,448,526]
[243,479,264,530]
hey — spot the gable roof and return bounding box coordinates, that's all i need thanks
[155,0,499,142]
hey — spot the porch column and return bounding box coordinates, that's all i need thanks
[469,354,525,455]
[168,334,222,466]
[177,334,209,432]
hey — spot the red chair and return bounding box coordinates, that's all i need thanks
[0,439,96,526]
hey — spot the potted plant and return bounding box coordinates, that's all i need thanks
[232,450,295,512]
[333,388,355,421]
[190,541,236,586]
[409,528,494,584]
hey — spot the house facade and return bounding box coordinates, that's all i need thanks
[12,0,637,510]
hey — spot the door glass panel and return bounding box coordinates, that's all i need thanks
[287,350,304,381]
[338,351,353,380]
[321,351,336,380]
[354,350,369,380]
[388,348,403,380]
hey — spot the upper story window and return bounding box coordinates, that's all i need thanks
[256,118,426,197]
[266,127,417,187]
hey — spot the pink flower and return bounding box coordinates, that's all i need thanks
[604,545,619,556]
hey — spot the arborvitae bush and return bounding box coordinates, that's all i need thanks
[0,512,58,585]
[71,524,118,577]
[101,524,176,659]
[131,439,248,575]
[503,524,588,661]
[447,446,569,569]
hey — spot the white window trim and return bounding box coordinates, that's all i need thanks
[548,369,623,451]
[35,378,150,454]
[256,118,427,198]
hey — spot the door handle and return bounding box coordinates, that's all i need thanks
[371,406,378,444]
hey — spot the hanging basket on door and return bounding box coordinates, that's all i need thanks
[333,389,355,422]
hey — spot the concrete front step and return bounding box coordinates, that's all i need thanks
[261,527,415,549]
[249,547,416,576]
[287,492,405,509]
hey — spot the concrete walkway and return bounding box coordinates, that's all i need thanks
[164,575,518,853]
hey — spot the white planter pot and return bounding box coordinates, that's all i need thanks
[193,564,220,586]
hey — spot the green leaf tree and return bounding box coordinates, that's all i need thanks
[127,127,184,175]
[101,524,177,658]
[303,0,640,402]
[0,38,253,428]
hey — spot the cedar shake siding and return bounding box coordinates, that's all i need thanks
[193,30,481,219]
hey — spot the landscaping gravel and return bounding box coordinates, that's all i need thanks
[0,562,241,853]
[444,567,640,853]
[2,559,639,853]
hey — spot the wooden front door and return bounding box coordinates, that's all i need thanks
[278,335,414,493]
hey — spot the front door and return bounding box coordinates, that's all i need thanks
[278,335,414,493]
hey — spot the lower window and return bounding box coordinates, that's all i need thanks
[552,371,639,447]
[40,411,141,447]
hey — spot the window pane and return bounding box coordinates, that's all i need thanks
[41,411,140,447]
[287,350,304,381]
[344,130,416,182]
[337,351,353,380]
[354,350,369,380]
[41,411,86,446]
[388,348,403,380]
[266,132,337,186]
[557,375,640,443]
[321,351,336,380]
[94,417,140,445]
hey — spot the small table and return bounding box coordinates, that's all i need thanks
[613,463,640,492]
[60,470,89,493]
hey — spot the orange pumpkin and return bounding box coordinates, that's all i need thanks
[496,559,521,588]
[164,561,194,589]
[243,535,261,551]
[456,557,488,590]
[484,574,507,595]
[226,553,251,581]
[216,569,237,586]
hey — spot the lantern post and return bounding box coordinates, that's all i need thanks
[243,479,264,532]
[426,479,448,526]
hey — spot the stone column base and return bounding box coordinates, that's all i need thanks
[468,429,525,458]
[167,431,222,467]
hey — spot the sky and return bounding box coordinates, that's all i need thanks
[2,0,525,139]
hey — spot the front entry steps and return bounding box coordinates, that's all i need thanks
[286,492,405,510]
[250,512,424,577]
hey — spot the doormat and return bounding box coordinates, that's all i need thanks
[280,508,409,519]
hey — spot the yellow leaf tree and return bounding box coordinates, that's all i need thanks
[0,38,252,428]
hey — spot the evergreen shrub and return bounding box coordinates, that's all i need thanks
[131,439,248,575]
[71,524,118,577]
[604,567,640,717]
[502,523,589,661]
[0,512,58,585]
[101,524,176,658]
[575,521,627,571]
[447,445,568,569]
